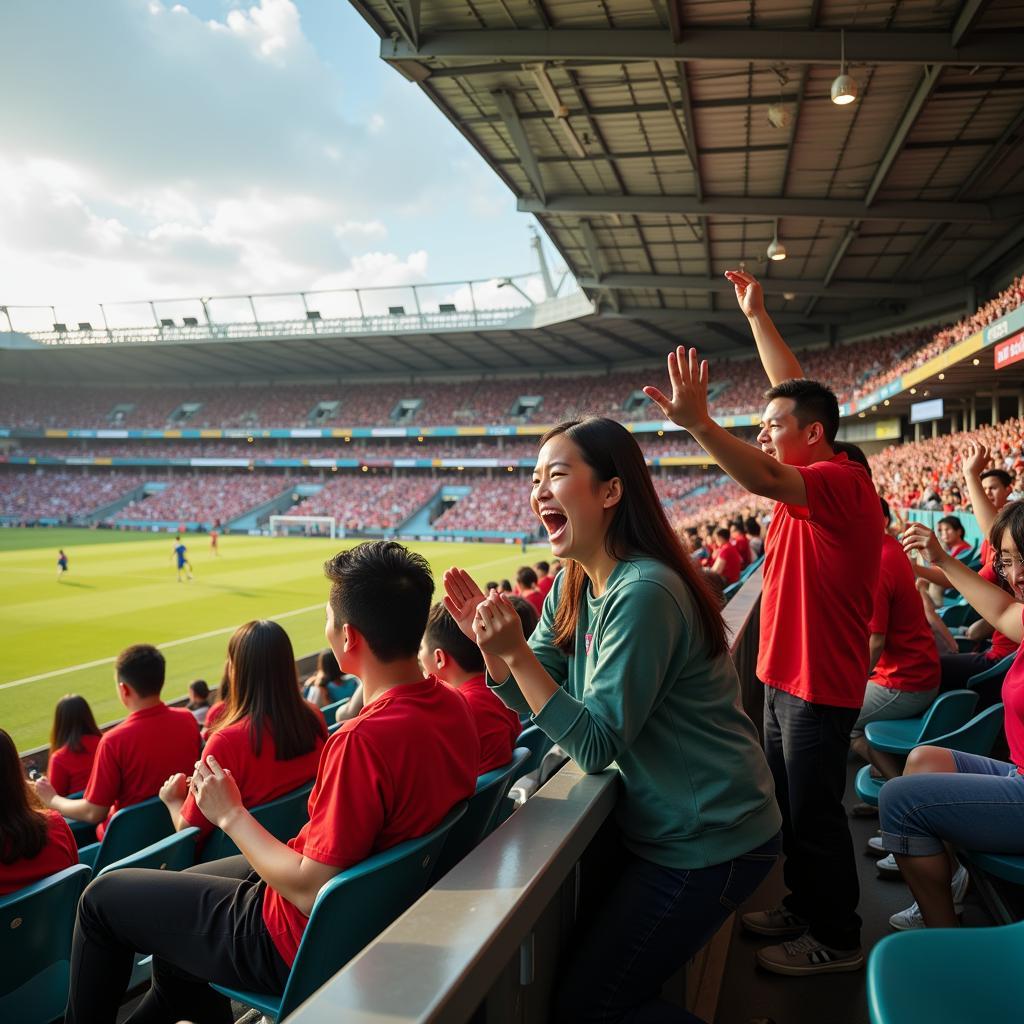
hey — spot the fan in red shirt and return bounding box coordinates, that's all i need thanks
[729,521,753,567]
[46,694,103,796]
[709,528,742,585]
[644,269,881,973]
[66,542,479,1024]
[848,501,941,780]
[534,560,554,598]
[35,645,200,841]
[1,728,78,897]
[420,602,521,773]
[159,620,327,850]
[515,566,546,618]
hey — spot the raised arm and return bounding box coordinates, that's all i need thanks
[726,270,804,386]
[962,441,998,536]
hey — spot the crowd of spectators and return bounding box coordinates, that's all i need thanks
[431,478,541,535]
[0,470,145,523]
[282,475,439,532]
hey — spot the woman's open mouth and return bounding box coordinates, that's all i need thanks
[540,509,568,542]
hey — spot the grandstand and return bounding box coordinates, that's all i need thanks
[6,0,1024,1021]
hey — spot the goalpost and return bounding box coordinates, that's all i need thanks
[268,515,338,539]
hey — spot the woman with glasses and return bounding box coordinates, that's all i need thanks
[880,503,1024,931]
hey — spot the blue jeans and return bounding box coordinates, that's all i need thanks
[553,832,781,1023]
[880,750,1024,856]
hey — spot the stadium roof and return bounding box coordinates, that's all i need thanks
[347,0,1024,335]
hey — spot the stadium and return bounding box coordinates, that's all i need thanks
[3,0,1024,1022]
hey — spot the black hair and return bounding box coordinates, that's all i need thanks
[315,648,342,683]
[879,497,891,524]
[115,644,166,698]
[324,541,434,662]
[764,378,840,445]
[534,560,550,574]
[506,595,540,638]
[423,603,484,674]
[485,581,498,593]
[499,579,513,593]
[714,527,730,542]
[833,440,872,478]
[981,468,1012,488]
[189,679,210,700]
[744,516,761,537]
[516,566,539,589]
[937,515,965,539]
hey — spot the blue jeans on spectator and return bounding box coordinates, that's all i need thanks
[553,831,781,1023]
[880,750,1024,856]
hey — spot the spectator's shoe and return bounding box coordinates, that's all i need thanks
[889,865,969,930]
[866,835,887,856]
[849,801,879,818]
[741,906,809,938]
[756,935,864,975]
[876,853,901,878]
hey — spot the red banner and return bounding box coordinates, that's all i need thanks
[994,331,1024,370]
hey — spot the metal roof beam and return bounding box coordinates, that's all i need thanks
[579,220,619,313]
[491,90,546,200]
[951,0,994,47]
[382,30,1024,67]
[608,306,848,326]
[577,272,942,299]
[518,193,1024,223]
[967,220,1024,280]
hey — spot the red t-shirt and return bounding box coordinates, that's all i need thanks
[869,535,941,693]
[48,733,101,796]
[537,575,554,598]
[260,675,479,966]
[524,590,545,617]
[730,534,752,567]
[978,561,1019,662]
[998,610,1024,770]
[202,700,227,742]
[85,703,201,840]
[181,713,326,844]
[758,453,882,708]
[713,542,742,585]
[947,540,971,558]
[0,810,78,896]
[456,674,522,774]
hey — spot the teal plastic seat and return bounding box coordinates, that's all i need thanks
[327,720,343,735]
[863,690,978,755]
[97,826,200,877]
[319,698,348,726]
[938,600,980,629]
[200,781,313,863]
[868,920,1024,1024]
[516,724,554,779]
[855,765,885,807]
[723,580,742,601]
[960,849,1024,886]
[77,796,176,875]
[740,554,764,582]
[430,747,530,883]
[0,863,91,1024]
[211,800,468,1022]
[966,651,1016,691]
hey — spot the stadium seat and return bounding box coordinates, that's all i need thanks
[77,796,176,875]
[868,920,1024,1024]
[0,863,91,1024]
[863,690,979,755]
[722,580,743,601]
[97,826,200,877]
[319,698,349,726]
[211,800,468,1023]
[516,724,554,779]
[199,781,313,863]
[327,720,343,735]
[740,554,764,582]
[966,651,1016,691]
[429,746,530,884]
[938,600,980,629]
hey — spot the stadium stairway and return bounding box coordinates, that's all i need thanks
[395,487,445,535]
[78,483,147,525]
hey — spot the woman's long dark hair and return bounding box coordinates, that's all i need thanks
[0,729,48,864]
[212,620,325,759]
[542,418,728,657]
[50,694,102,754]
[314,647,342,685]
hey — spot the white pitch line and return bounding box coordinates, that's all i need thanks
[0,602,324,692]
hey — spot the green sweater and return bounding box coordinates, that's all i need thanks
[490,557,781,868]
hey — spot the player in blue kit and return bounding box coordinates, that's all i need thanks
[173,536,193,582]
[57,549,68,580]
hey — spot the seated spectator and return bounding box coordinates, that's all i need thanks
[936,516,971,559]
[516,566,545,617]
[534,560,554,598]
[729,520,752,567]
[499,579,513,594]
[66,542,479,1023]
[186,680,213,727]
[710,527,741,585]
[34,645,200,840]
[849,501,941,780]
[0,728,78,896]
[506,595,540,638]
[882,512,1024,930]
[47,695,102,797]
[160,621,327,848]
[420,603,521,773]
[202,673,229,742]
[304,648,359,709]
[745,516,764,559]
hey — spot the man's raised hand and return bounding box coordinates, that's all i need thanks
[643,346,711,432]
[725,270,766,319]
[963,441,990,479]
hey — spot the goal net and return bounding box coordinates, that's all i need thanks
[268,515,338,539]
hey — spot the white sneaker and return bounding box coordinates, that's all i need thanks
[889,866,969,930]
[876,853,901,877]
[866,835,886,856]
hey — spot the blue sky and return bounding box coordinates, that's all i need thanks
[0,0,554,318]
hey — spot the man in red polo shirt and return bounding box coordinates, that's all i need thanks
[710,527,742,585]
[420,602,521,773]
[66,542,480,1024]
[645,269,882,975]
[36,644,200,840]
[534,560,554,598]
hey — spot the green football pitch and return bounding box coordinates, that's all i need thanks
[0,528,540,752]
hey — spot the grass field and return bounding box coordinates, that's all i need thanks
[0,528,539,752]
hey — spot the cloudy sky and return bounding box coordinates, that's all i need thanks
[0,0,552,324]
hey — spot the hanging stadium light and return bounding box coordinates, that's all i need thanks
[767,235,787,261]
[831,30,858,106]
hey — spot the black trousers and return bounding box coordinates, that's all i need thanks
[66,856,290,1024]
[763,686,862,951]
